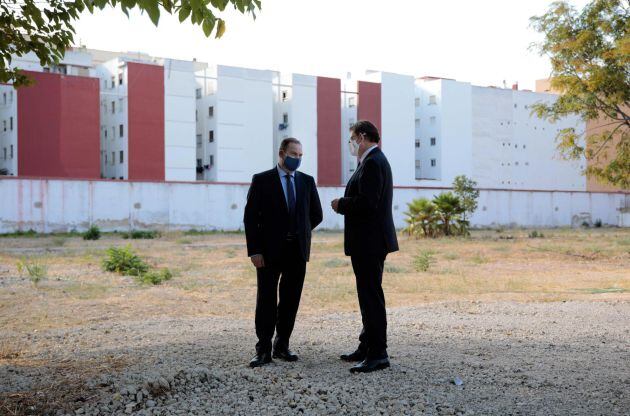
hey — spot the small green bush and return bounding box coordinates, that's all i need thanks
[83,225,101,240]
[136,268,173,285]
[413,251,433,272]
[102,245,149,276]
[528,230,545,238]
[122,230,160,239]
[16,258,47,284]
[594,219,602,228]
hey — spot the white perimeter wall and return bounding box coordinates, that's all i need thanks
[1,178,626,233]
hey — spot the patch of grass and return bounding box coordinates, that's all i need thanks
[83,225,101,241]
[470,253,489,264]
[323,258,349,268]
[176,238,192,245]
[384,264,406,273]
[579,287,627,294]
[225,248,237,258]
[102,245,149,276]
[0,228,37,238]
[443,252,459,260]
[16,258,47,284]
[413,251,434,272]
[122,230,161,239]
[492,245,511,253]
[136,268,173,285]
[51,236,67,247]
[528,230,545,238]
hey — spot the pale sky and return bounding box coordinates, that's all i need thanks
[73,0,590,90]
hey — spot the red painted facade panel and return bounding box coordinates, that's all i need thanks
[357,81,382,146]
[316,77,342,186]
[127,62,164,181]
[17,71,100,178]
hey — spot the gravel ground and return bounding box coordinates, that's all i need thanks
[2,300,629,415]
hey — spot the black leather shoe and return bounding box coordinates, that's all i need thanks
[349,357,390,373]
[340,349,367,362]
[272,348,299,362]
[249,352,272,368]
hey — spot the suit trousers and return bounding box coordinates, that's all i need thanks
[351,254,388,358]
[255,240,306,354]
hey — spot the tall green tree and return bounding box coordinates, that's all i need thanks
[0,0,261,87]
[530,0,630,189]
[452,174,479,222]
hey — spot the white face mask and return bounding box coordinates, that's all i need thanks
[348,135,362,156]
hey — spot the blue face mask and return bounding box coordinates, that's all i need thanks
[283,155,301,171]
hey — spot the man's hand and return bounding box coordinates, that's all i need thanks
[250,254,265,268]
[331,198,340,213]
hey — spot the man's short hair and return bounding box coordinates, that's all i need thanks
[280,137,301,152]
[350,120,380,143]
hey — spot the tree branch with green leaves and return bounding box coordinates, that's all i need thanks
[530,0,629,189]
[0,0,261,87]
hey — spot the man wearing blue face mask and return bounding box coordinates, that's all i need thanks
[244,137,323,368]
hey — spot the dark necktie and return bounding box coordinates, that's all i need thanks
[285,174,297,234]
[285,174,296,213]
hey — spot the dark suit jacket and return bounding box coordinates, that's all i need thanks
[244,167,323,265]
[337,147,399,257]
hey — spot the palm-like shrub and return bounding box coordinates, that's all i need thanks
[404,198,440,238]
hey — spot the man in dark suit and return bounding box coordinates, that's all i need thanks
[244,137,323,368]
[331,120,399,373]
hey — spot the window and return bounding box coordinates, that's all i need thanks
[103,80,107,89]
[111,101,115,114]
[195,88,202,99]
[2,147,6,160]
[119,151,124,164]
[2,120,5,132]
[9,117,13,131]
[104,129,108,139]
[430,137,436,146]
[196,158,202,168]
[415,118,420,127]
[10,145,13,159]
[415,139,420,148]
[195,110,198,122]
[119,124,124,137]
[209,155,214,166]
[9,91,13,103]
[105,153,107,165]
[118,73,123,85]
[281,90,288,102]
[431,158,436,167]
[429,95,436,105]
[349,97,356,107]
[2,93,5,105]
[196,134,202,146]
[118,98,123,113]
[111,77,115,88]
[111,152,115,165]
[415,160,421,168]
[282,113,289,124]
[208,106,214,117]
[208,130,214,143]
[414,98,420,107]
[430,116,436,124]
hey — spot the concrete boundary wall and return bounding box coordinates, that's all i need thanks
[0,178,628,233]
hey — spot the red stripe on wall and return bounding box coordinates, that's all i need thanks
[357,81,382,146]
[317,77,342,186]
[127,62,164,181]
[18,71,100,179]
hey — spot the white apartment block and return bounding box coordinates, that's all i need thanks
[195,65,274,182]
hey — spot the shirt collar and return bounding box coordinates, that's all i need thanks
[277,164,295,178]
[360,144,378,163]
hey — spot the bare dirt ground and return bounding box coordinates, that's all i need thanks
[0,228,629,415]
